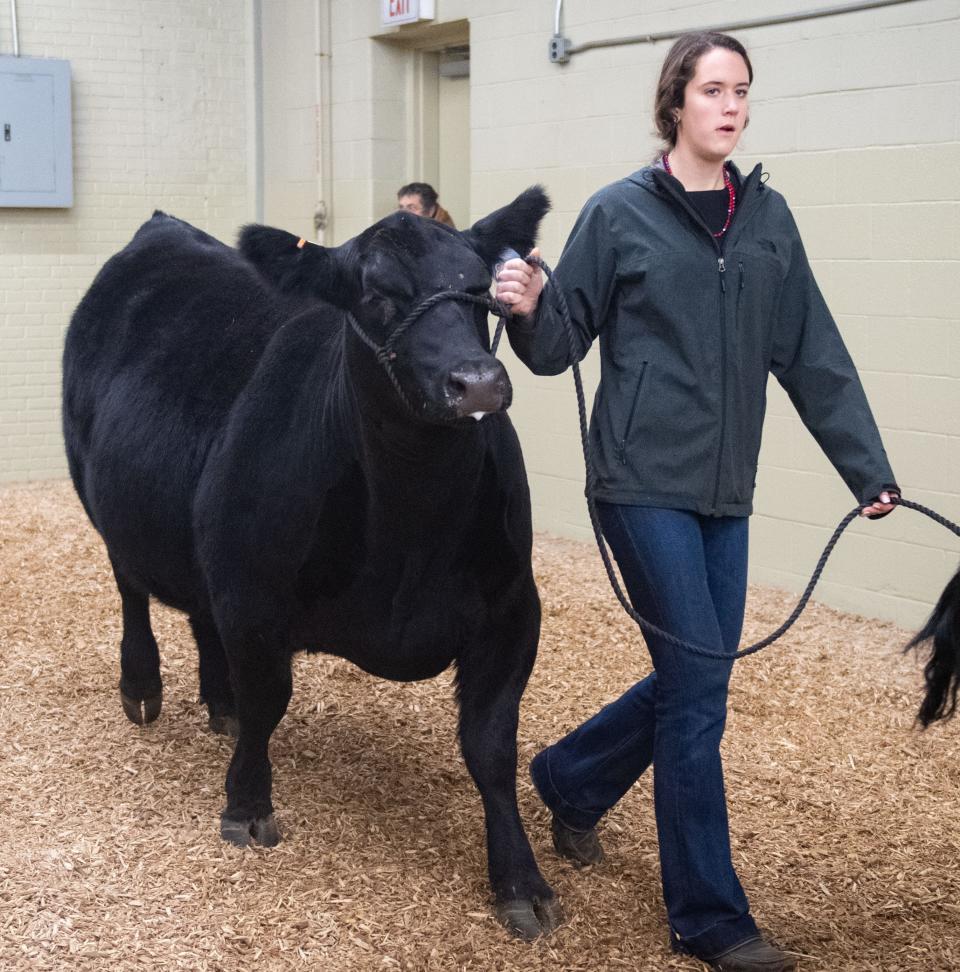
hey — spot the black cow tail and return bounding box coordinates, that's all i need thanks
[906,562,960,726]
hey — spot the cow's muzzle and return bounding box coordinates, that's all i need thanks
[444,361,512,419]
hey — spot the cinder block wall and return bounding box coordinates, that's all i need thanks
[369,0,960,628]
[0,0,252,482]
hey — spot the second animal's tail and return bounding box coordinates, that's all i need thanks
[907,563,960,726]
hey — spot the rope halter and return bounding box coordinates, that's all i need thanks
[346,289,512,415]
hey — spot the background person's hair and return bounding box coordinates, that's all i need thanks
[397,182,439,213]
[653,31,753,152]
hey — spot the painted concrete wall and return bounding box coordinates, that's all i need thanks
[0,0,253,482]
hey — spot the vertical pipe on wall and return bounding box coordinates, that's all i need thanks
[10,0,20,56]
[314,0,333,245]
[251,0,264,222]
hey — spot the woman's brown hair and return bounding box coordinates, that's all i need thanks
[654,32,753,151]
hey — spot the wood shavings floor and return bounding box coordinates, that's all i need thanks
[2,482,958,971]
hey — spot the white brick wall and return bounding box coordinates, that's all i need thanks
[0,0,252,483]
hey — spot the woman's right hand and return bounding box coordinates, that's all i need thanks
[495,247,544,318]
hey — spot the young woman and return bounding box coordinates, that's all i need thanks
[496,31,897,972]
[396,181,456,227]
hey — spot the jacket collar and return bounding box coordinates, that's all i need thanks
[628,159,761,194]
[627,160,766,248]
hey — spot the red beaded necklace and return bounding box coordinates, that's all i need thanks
[662,153,736,238]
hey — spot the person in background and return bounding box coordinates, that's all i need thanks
[397,182,456,227]
[495,30,898,972]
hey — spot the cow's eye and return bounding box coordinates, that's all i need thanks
[362,295,396,325]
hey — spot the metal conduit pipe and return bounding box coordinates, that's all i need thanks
[550,0,924,63]
[251,0,264,222]
[314,0,332,245]
[10,0,20,56]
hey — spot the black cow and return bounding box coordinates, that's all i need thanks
[62,189,562,938]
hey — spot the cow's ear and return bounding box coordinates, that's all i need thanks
[238,225,358,309]
[462,185,551,270]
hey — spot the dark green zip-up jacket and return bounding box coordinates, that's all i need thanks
[507,162,896,516]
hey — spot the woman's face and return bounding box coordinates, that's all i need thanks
[675,47,750,162]
[398,193,435,218]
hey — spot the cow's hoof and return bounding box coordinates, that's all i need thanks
[120,686,162,725]
[207,703,240,738]
[220,813,281,848]
[209,713,240,738]
[495,895,565,940]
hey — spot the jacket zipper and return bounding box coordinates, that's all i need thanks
[650,167,767,513]
[615,361,648,465]
[711,255,727,513]
[640,167,763,515]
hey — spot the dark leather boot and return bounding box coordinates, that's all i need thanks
[550,814,604,867]
[707,936,796,971]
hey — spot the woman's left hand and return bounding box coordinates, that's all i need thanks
[861,490,899,518]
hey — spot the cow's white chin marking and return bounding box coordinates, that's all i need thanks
[470,411,488,421]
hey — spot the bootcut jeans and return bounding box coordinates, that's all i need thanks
[530,502,759,960]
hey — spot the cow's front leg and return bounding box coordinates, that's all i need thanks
[455,594,562,940]
[217,623,292,848]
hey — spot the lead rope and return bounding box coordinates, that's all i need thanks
[503,256,960,660]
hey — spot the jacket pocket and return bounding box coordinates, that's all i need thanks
[614,361,648,465]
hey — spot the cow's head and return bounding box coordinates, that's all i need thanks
[239,187,550,425]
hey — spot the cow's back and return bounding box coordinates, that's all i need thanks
[63,213,311,608]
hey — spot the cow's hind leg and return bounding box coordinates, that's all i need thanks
[112,562,163,725]
[456,594,561,940]
[189,614,238,737]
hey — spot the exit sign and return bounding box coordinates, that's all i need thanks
[381,0,435,27]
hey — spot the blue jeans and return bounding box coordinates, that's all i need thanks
[531,503,758,960]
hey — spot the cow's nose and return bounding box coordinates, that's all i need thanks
[444,362,512,417]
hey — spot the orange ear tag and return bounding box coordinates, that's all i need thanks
[296,238,307,249]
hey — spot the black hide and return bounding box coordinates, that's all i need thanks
[62,188,564,938]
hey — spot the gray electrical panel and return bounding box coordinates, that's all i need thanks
[0,55,73,207]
